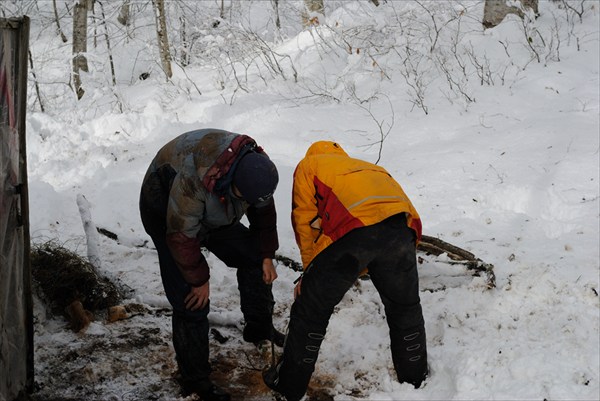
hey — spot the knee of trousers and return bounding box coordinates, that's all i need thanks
[386,303,425,329]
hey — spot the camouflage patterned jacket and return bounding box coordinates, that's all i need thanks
[139,128,278,286]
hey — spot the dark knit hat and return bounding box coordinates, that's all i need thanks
[233,152,279,204]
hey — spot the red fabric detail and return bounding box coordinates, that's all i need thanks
[202,134,256,192]
[313,176,364,242]
[410,217,422,243]
[0,69,15,128]
[166,232,209,286]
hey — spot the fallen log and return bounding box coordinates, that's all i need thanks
[274,235,496,290]
[418,235,496,289]
[96,225,496,290]
[418,234,477,261]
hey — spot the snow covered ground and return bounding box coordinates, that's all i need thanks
[15,1,599,400]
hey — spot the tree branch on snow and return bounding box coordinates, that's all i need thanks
[418,235,496,289]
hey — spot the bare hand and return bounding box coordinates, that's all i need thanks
[184,281,210,310]
[262,258,278,285]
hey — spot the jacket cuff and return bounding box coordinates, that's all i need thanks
[166,232,210,286]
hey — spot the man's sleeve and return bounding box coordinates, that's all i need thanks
[166,233,209,286]
[291,159,318,268]
[165,174,210,286]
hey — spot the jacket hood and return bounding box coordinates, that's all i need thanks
[305,141,349,157]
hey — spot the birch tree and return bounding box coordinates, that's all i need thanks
[72,0,90,99]
[152,0,172,79]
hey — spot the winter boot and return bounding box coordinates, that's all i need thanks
[243,321,285,347]
[392,325,428,389]
[180,379,231,401]
[263,364,302,401]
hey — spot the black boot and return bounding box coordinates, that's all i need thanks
[263,365,302,401]
[243,321,285,347]
[261,315,323,401]
[181,379,231,401]
[262,365,280,392]
[392,325,428,389]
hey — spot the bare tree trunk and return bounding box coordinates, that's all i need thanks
[152,0,172,80]
[52,0,68,43]
[483,0,539,29]
[370,0,380,6]
[302,0,325,27]
[179,15,189,66]
[98,1,116,86]
[177,1,190,67]
[210,0,225,28]
[28,50,45,112]
[90,0,98,48]
[72,0,89,99]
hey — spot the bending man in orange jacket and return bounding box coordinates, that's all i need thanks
[263,141,428,401]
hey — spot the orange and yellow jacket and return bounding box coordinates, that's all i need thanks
[291,141,422,269]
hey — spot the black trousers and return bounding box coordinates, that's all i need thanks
[149,222,275,383]
[274,213,428,401]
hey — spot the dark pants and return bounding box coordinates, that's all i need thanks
[149,223,275,383]
[274,214,428,401]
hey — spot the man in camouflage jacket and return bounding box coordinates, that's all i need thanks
[140,128,283,401]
